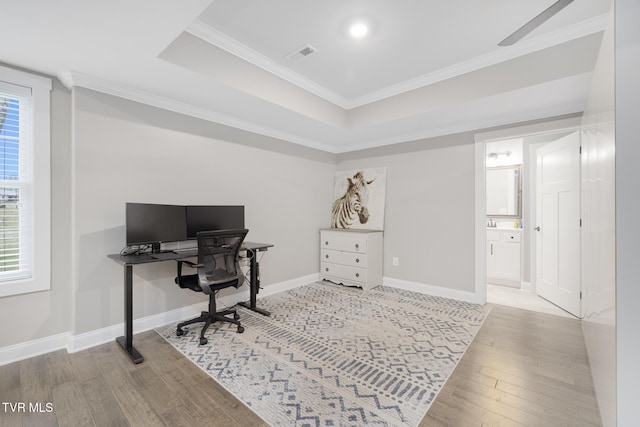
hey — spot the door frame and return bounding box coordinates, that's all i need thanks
[473,116,582,305]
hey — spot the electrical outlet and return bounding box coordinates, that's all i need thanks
[392,257,399,266]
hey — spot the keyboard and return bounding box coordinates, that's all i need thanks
[150,252,181,260]
[173,248,198,256]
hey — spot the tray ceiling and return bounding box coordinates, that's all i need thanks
[0,0,610,153]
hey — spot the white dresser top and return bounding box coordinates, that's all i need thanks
[320,228,383,234]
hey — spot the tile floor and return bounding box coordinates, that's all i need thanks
[486,283,576,318]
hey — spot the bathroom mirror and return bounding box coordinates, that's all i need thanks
[486,165,522,218]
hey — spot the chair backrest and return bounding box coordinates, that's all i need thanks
[196,229,248,293]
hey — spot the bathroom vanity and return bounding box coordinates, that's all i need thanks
[486,228,522,287]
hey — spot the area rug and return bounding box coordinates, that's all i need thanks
[156,282,489,426]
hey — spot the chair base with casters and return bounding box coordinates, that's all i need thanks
[175,293,244,346]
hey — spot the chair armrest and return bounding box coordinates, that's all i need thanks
[176,260,203,283]
[177,259,202,267]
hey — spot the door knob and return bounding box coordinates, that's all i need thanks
[535,226,541,231]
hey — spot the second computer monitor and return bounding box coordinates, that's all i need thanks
[186,205,245,238]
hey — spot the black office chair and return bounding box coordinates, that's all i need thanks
[174,229,248,345]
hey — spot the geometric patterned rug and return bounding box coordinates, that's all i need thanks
[156,281,489,426]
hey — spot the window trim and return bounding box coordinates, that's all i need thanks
[0,66,51,297]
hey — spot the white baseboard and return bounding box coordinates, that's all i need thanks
[259,273,320,297]
[68,274,318,354]
[383,276,482,304]
[521,281,533,293]
[67,302,208,354]
[0,273,318,366]
[0,332,70,367]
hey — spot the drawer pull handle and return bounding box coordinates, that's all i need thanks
[325,241,329,245]
[325,267,329,272]
[355,258,360,263]
[325,254,329,259]
[355,273,360,278]
[355,244,359,249]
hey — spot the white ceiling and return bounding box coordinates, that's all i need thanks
[1,0,610,153]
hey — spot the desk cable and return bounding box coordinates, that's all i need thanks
[240,247,265,290]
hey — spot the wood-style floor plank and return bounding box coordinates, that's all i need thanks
[78,376,130,427]
[50,381,94,427]
[420,303,602,427]
[0,303,601,427]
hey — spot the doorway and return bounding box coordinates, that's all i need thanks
[480,127,581,318]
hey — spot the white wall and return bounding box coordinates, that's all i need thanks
[337,133,477,298]
[581,4,616,425]
[614,0,640,424]
[581,1,640,424]
[337,117,583,302]
[70,88,336,335]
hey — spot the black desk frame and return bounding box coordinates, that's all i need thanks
[108,242,272,364]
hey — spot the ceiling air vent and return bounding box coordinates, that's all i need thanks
[287,44,317,62]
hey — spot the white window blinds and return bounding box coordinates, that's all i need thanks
[0,81,32,282]
[0,66,50,297]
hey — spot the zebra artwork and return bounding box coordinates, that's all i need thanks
[331,171,375,229]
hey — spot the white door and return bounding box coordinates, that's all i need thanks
[535,132,581,317]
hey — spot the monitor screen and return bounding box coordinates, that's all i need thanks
[186,205,245,238]
[126,203,187,246]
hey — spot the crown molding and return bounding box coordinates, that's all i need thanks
[62,70,339,153]
[58,62,594,156]
[187,20,351,108]
[57,70,74,90]
[188,14,607,111]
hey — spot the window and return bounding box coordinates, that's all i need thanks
[0,66,51,297]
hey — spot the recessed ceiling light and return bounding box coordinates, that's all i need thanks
[349,22,368,38]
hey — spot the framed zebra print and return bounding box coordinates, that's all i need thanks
[331,168,387,230]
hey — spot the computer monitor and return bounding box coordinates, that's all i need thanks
[186,205,245,238]
[125,203,187,248]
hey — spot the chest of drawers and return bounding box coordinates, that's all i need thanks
[319,228,383,290]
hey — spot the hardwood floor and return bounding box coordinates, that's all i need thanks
[422,304,601,426]
[0,304,601,427]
